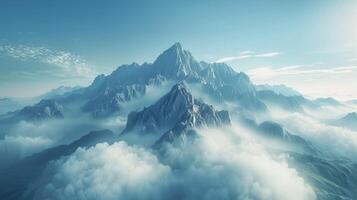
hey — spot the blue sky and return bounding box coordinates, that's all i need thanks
[1,0,357,99]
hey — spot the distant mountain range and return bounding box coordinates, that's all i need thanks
[256,84,302,96]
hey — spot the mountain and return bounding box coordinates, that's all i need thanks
[0,86,80,116]
[152,42,203,79]
[0,99,65,122]
[0,98,22,115]
[0,43,266,119]
[81,84,146,117]
[238,116,317,154]
[256,84,302,96]
[289,152,357,200]
[122,83,231,146]
[39,86,82,99]
[257,90,306,112]
[54,43,266,117]
[0,129,117,200]
[331,112,357,131]
[314,97,343,106]
[258,121,317,154]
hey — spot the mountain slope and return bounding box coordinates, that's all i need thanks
[122,83,231,146]
[57,43,266,117]
[331,112,357,131]
[256,84,302,96]
[0,99,65,122]
[0,98,22,115]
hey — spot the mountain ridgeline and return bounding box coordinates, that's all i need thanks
[57,42,265,117]
[122,83,231,147]
[1,42,322,121]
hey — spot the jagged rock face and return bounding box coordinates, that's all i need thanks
[82,84,146,117]
[77,43,266,117]
[153,43,203,79]
[18,99,64,120]
[122,83,231,136]
[15,43,264,118]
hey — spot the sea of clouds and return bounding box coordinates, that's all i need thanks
[33,126,316,200]
[1,82,357,199]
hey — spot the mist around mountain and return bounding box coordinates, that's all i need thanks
[329,112,357,131]
[0,86,81,116]
[256,84,302,96]
[0,98,22,115]
[0,97,37,115]
[1,43,357,200]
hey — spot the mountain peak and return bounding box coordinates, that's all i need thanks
[154,42,188,64]
[122,83,230,139]
[17,99,64,121]
[342,112,357,121]
[169,42,183,52]
[153,43,202,79]
[169,82,190,97]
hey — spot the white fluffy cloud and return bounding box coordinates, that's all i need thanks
[0,135,52,168]
[34,127,316,200]
[272,112,357,160]
[0,115,125,168]
[34,142,172,200]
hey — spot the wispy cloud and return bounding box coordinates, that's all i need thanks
[255,52,281,57]
[0,44,96,79]
[216,51,281,63]
[248,65,357,79]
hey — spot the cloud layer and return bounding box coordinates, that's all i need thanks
[269,109,357,160]
[34,127,316,200]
